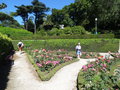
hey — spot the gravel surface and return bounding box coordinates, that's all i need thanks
[5,51,96,90]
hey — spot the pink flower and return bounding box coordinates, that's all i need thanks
[58,55,63,58]
[82,65,88,71]
[52,61,60,65]
[88,64,94,68]
[64,56,73,60]
[46,55,49,58]
[102,59,106,61]
[107,60,111,63]
[33,49,39,52]
[40,55,44,57]
[101,63,107,68]
[91,68,96,71]
[36,56,39,58]
[45,61,52,64]
[42,49,46,52]
[36,63,42,67]
[86,55,91,58]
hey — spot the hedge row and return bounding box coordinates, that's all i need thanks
[9,34,115,40]
[0,26,116,40]
[34,34,115,39]
[0,33,14,64]
[12,39,119,52]
[0,26,33,40]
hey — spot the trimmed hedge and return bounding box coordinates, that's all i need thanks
[23,34,115,40]
[12,39,119,52]
[0,33,14,64]
[0,26,33,40]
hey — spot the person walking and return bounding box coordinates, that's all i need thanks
[17,41,24,52]
[75,43,82,59]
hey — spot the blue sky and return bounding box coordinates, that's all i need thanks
[0,0,74,25]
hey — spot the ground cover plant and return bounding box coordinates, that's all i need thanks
[27,48,78,81]
[77,53,120,90]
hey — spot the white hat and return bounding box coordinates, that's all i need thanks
[78,43,80,45]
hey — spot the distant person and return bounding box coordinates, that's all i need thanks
[75,43,82,59]
[17,41,24,52]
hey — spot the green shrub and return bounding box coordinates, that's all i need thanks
[63,27,72,35]
[47,28,59,36]
[0,33,14,64]
[0,26,33,40]
[71,26,88,34]
[37,29,47,36]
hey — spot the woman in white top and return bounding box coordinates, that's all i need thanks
[17,41,24,51]
[75,43,81,59]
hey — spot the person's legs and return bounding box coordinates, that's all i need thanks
[77,51,80,59]
[18,47,22,51]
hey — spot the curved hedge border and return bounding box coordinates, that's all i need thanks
[27,54,78,81]
[0,33,14,64]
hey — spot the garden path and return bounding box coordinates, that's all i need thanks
[5,51,96,90]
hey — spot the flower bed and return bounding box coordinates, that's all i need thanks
[27,49,78,80]
[81,52,100,59]
[77,53,120,89]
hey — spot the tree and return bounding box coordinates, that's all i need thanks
[0,3,7,10]
[31,0,49,31]
[42,15,53,30]
[0,12,20,28]
[50,9,74,28]
[27,18,34,33]
[14,5,30,29]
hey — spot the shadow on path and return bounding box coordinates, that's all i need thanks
[0,52,14,90]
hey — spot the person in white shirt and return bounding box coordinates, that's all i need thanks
[17,41,24,52]
[75,43,82,59]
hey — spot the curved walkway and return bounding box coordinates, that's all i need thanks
[5,51,96,90]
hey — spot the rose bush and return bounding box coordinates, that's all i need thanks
[30,49,74,72]
[77,53,120,90]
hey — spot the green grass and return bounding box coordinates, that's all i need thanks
[27,54,78,81]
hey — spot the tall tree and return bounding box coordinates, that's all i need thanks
[0,12,20,28]
[31,0,49,31]
[51,9,74,27]
[14,5,30,29]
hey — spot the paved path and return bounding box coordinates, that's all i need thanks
[5,51,96,90]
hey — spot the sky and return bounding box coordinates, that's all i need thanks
[0,0,74,25]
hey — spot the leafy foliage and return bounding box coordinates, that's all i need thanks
[0,12,20,28]
[0,33,13,64]
[50,0,120,33]
[77,53,120,89]
[0,3,7,10]
[0,26,33,39]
